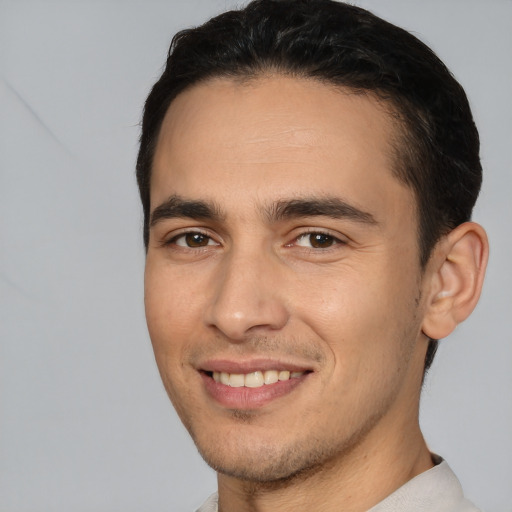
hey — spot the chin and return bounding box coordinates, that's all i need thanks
[201,447,318,483]
[191,426,346,484]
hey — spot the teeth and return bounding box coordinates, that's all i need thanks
[211,369,305,388]
[229,374,245,388]
[278,370,290,381]
[264,370,279,385]
[244,371,264,388]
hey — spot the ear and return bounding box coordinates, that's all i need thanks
[422,222,489,340]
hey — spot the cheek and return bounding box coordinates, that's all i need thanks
[293,263,420,372]
[144,261,200,365]
[293,265,396,335]
[144,265,204,418]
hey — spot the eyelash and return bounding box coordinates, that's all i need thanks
[163,229,346,251]
[291,230,346,250]
[163,230,219,249]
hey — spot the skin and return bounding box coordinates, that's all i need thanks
[144,76,480,511]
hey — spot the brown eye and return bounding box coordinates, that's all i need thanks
[309,233,335,248]
[295,232,339,249]
[172,232,216,248]
[184,233,211,247]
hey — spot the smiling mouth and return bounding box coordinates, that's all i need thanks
[205,370,308,388]
[200,367,312,409]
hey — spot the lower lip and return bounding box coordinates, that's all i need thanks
[200,372,309,409]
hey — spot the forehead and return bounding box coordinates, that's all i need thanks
[151,75,413,224]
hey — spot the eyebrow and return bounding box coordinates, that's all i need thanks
[150,194,377,227]
[150,195,224,227]
[266,197,378,225]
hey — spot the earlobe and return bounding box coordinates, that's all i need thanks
[422,222,489,340]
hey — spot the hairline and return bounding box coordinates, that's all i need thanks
[148,70,427,266]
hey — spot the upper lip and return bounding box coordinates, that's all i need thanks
[199,358,313,374]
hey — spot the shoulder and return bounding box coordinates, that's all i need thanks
[369,458,482,512]
[195,492,218,512]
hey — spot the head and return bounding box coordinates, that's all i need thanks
[138,0,487,487]
[137,0,482,373]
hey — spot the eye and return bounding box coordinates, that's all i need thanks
[172,232,218,248]
[295,232,341,249]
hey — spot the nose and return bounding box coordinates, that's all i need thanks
[204,249,290,341]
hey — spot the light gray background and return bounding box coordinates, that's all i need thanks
[1,1,511,511]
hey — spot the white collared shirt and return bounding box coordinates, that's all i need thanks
[195,459,481,512]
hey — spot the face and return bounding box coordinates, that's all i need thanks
[145,76,430,482]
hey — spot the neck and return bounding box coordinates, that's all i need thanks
[216,419,433,512]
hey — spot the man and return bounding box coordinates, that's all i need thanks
[136,1,489,510]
